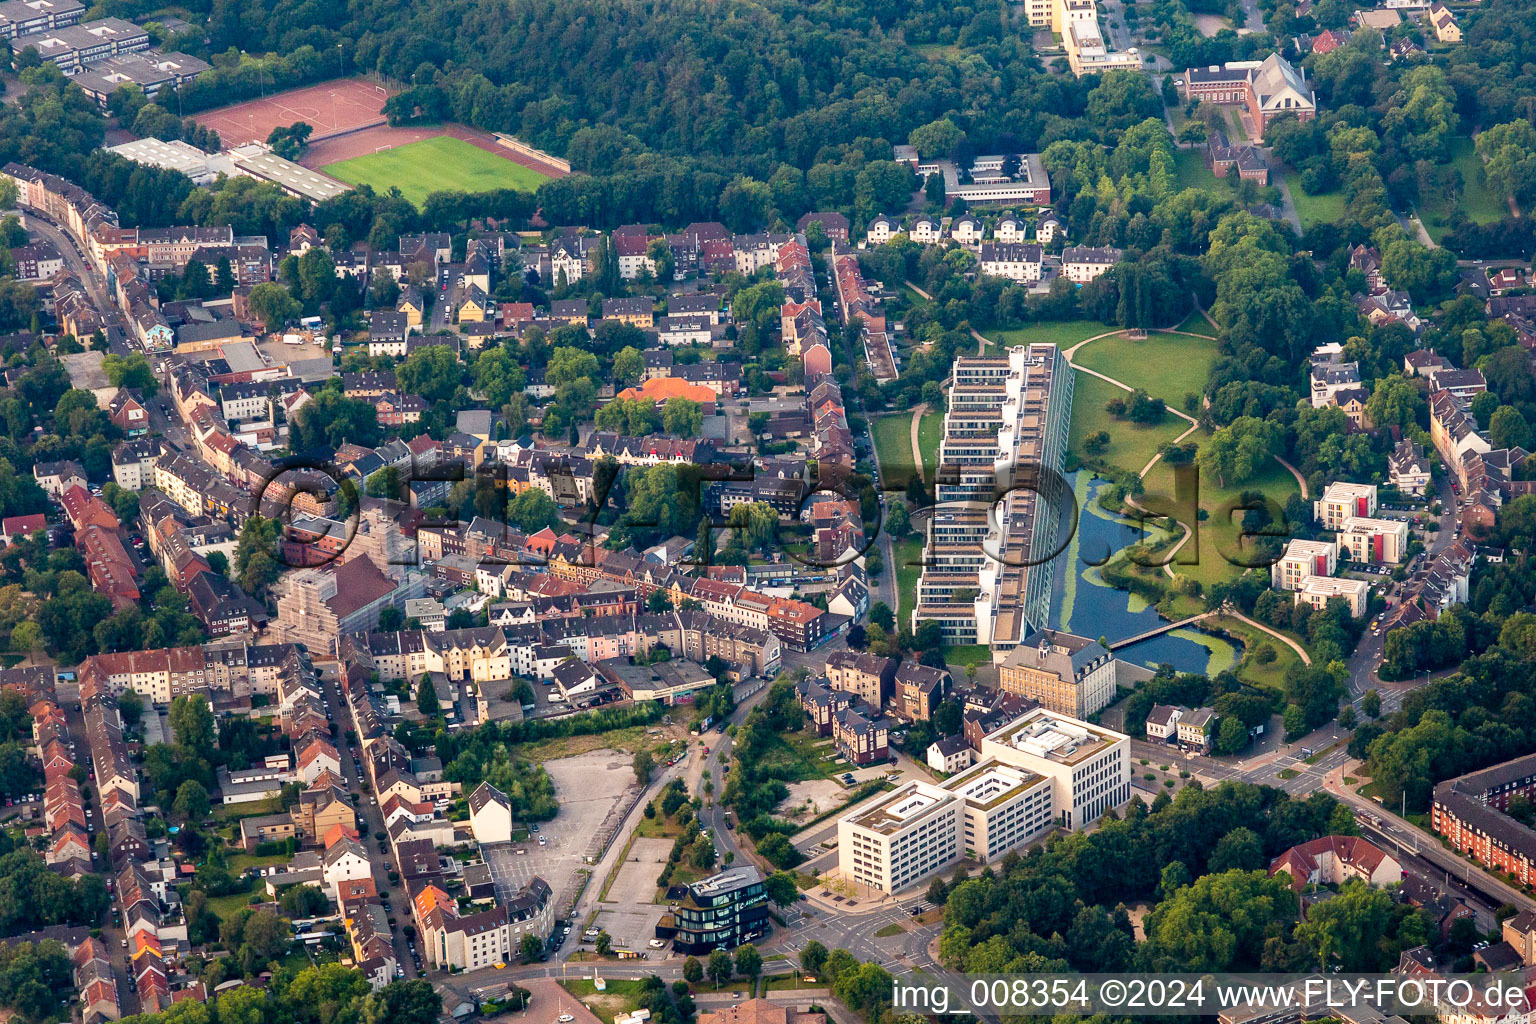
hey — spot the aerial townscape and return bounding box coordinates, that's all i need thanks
[0,0,1535,1022]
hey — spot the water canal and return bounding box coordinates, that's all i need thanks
[1048,472,1238,675]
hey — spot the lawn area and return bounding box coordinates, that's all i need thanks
[1420,135,1508,243]
[918,411,942,485]
[984,319,1120,351]
[871,413,918,488]
[1068,373,1187,477]
[212,796,283,822]
[322,136,552,208]
[762,728,838,781]
[1225,108,1249,143]
[560,979,649,1019]
[1143,452,1301,589]
[519,724,678,763]
[1288,183,1347,230]
[228,851,292,873]
[1173,148,1222,192]
[1073,331,1217,411]
[893,535,923,627]
[874,922,907,937]
[764,976,821,993]
[940,645,992,668]
[1172,309,1217,337]
[1207,613,1302,694]
[204,883,261,923]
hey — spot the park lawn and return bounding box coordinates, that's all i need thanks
[1143,452,1301,589]
[1207,613,1301,694]
[918,411,942,484]
[871,413,919,488]
[985,319,1120,351]
[321,136,552,208]
[519,724,670,762]
[1171,309,1217,337]
[1225,108,1249,142]
[1420,135,1508,242]
[894,535,923,627]
[1069,373,1187,477]
[1072,331,1217,411]
[1288,184,1347,230]
[1173,148,1222,191]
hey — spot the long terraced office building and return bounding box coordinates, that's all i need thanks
[912,343,1072,658]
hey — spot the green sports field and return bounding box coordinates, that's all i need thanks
[320,136,552,207]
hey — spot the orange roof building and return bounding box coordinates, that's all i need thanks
[613,377,717,413]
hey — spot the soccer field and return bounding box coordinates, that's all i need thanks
[320,136,552,206]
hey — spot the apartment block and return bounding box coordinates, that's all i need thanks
[1314,481,1377,529]
[1294,575,1369,618]
[1271,538,1338,591]
[1339,515,1408,565]
[942,759,1055,862]
[838,709,1128,894]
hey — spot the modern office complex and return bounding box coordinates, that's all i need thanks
[838,708,1128,893]
[978,709,1131,830]
[912,344,1072,659]
[657,866,769,954]
[838,780,964,895]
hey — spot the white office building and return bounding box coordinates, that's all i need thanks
[837,781,962,895]
[837,708,1127,893]
[979,709,1131,830]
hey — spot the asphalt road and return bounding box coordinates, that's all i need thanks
[324,673,422,978]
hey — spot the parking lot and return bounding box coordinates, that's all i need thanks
[588,837,671,954]
[481,751,639,919]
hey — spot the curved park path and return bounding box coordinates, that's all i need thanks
[909,403,929,483]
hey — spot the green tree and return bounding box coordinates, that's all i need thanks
[173,779,210,823]
[683,956,704,984]
[245,282,301,330]
[507,488,559,533]
[417,675,439,717]
[1143,869,1298,971]
[396,345,461,403]
[1294,880,1396,971]
[663,398,704,437]
[800,940,828,979]
[908,118,964,159]
[706,948,733,987]
[633,749,654,785]
[284,962,367,1024]
[733,943,762,980]
[764,871,798,907]
[612,346,646,388]
[169,694,215,758]
[1197,416,1281,488]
